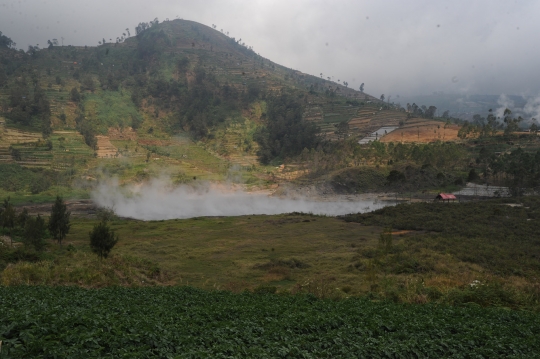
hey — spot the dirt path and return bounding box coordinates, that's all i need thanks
[16,200,97,218]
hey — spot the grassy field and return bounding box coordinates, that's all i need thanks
[2,197,540,309]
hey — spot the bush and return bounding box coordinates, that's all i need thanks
[253,285,277,294]
[89,221,119,259]
[23,215,46,252]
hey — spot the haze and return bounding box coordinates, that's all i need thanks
[91,179,393,220]
[1,0,539,98]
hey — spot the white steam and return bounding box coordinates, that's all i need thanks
[91,178,394,220]
[496,94,540,126]
[524,95,540,121]
[496,94,515,120]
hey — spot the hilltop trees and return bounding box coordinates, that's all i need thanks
[503,109,522,137]
[424,106,437,119]
[48,196,71,246]
[359,83,364,92]
[47,39,58,49]
[0,31,16,49]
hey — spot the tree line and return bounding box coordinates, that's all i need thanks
[0,196,118,260]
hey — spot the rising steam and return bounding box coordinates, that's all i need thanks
[91,178,393,220]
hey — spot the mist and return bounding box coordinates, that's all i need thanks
[91,178,393,221]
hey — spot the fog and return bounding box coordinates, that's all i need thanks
[1,0,539,97]
[91,179,393,220]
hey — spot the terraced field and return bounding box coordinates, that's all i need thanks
[381,119,460,143]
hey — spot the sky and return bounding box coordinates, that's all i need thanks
[1,0,539,99]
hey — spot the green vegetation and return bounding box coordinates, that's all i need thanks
[22,214,46,251]
[89,220,119,259]
[1,201,539,309]
[343,197,540,278]
[0,286,538,357]
[48,196,71,246]
[83,91,142,133]
[255,92,320,164]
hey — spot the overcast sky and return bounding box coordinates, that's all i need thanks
[1,0,539,98]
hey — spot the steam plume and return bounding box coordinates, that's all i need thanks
[91,178,393,220]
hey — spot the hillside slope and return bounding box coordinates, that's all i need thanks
[0,19,462,198]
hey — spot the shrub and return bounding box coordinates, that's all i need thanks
[23,215,46,252]
[253,285,277,294]
[89,221,119,260]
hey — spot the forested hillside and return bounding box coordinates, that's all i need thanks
[0,19,539,199]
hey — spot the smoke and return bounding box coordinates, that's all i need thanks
[91,178,393,220]
[524,95,540,122]
[495,94,515,120]
[495,94,540,127]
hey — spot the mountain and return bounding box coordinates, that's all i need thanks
[0,19,459,197]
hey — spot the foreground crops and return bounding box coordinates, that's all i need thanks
[0,287,539,358]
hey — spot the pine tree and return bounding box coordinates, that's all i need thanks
[17,207,29,228]
[48,196,71,246]
[1,197,16,246]
[23,215,46,252]
[89,221,119,260]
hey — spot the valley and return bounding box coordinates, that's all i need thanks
[0,15,539,358]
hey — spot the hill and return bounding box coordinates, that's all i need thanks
[0,19,538,199]
[0,20,389,188]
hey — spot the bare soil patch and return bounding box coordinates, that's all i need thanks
[381,122,460,143]
[96,136,119,158]
[108,127,138,141]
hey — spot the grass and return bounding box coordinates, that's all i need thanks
[2,202,539,309]
[84,91,142,134]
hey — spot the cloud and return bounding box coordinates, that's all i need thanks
[91,178,391,220]
[1,0,539,96]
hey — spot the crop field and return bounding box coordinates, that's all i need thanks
[0,286,539,358]
[380,120,460,143]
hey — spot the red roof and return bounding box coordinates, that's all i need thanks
[437,193,456,200]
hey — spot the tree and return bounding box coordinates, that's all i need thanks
[254,92,320,164]
[503,109,521,137]
[23,215,46,252]
[335,120,349,140]
[0,31,16,49]
[359,83,364,92]
[17,207,29,228]
[530,122,538,134]
[89,221,119,259]
[48,196,71,246]
[70,87,81,102]
[380,94,385,102]
[425,106,437,119]
[1,197,15,232]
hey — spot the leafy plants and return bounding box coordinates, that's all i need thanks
[0,286,539,357]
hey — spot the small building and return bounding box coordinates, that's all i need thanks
[435,193,457,202]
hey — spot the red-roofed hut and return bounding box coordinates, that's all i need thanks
[435,193,457,202]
